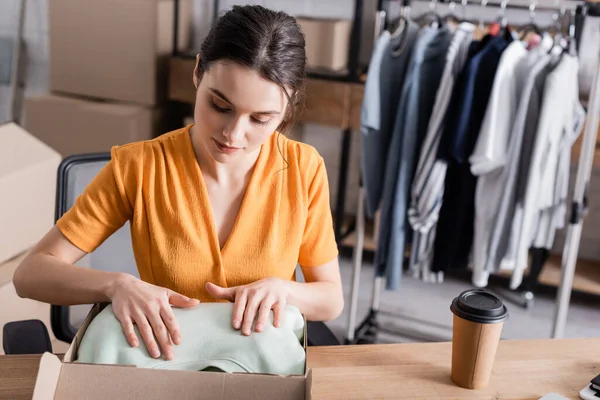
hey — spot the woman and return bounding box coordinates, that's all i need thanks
[13,5,343,361]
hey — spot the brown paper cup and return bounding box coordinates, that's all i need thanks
[450,289,508,390]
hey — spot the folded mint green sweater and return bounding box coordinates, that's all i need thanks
[75,303,306,376]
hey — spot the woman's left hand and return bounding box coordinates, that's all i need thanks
[205,278,290,336]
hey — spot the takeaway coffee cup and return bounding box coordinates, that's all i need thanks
[450,289,509,390]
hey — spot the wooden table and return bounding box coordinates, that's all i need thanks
[1,338,598,400]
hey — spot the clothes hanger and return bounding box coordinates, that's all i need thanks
[413,0,443,28]
[390,14,409,38]
[563,8,578,56]
[442,1,461,25]
[518,1,543,40]
[491,0,510,36]
[389,5,411,55]
[389,2,410,40]
[547,8,564,54]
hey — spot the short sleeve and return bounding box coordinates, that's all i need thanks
[298,158,339,267]
[56,148,134,253]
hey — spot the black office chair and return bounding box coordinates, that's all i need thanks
[3,152,339,355]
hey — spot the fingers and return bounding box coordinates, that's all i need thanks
[242,294,262,336]
[168,291,200,308]
[132,312,161,359]
[160,305,182,346]
[147,310,174,361]
[255,298,275,333]
[232,289,248,330]
[272,301,284,328]
[119,316,139,348]
[205,282,236,302]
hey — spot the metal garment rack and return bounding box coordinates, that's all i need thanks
[345,0,595,345]
[3,0,27,124]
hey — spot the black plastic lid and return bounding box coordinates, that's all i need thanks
[450,289,509,324]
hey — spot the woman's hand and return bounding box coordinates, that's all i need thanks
[205,278,290,336]
[107,274,200,360]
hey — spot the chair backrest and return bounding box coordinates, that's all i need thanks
[51,153,138,343]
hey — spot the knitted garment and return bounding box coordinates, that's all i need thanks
[76,302,306,376]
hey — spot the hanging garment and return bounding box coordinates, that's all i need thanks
[469,40,527,287]
[400,26,454,280]
[512,54,585,289]
[532,92,585,250]
[432,31,512,276]
[491,34,556,272]
[408,22,475,283]
[483,37,555,277]
[374,26,438,290]
[76,303,306,375]
[360,21,419,217]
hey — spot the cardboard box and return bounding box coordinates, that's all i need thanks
[32,303,312,399]
[49,0,193,106]
[23,94,165,157]
[0,123,61,265]
[297,17,353,72]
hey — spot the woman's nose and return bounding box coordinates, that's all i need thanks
[223,116,246,143]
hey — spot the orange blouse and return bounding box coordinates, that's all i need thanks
[56,125,339,302]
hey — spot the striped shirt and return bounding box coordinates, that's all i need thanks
[407,23,474,282]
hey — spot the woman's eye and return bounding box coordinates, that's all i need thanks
[251,117,270,126]
[210,99,231,113]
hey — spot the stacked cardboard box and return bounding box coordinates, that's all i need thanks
[0,122,66,354]
[23,0,193,158]
[0,123,61,264]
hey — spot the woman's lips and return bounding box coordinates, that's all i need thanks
[213,138,241,155]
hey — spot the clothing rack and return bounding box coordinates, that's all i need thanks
[345,0,596,345]
[1,0,27,124]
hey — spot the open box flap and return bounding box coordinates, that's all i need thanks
[32,353,62,400]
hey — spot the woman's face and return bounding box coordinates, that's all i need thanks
[193,59,289,164]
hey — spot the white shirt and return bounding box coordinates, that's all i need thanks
[469,40,527,287]
[512,53,584,289]
[482,35,554,279]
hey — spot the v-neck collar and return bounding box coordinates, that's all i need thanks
[183,126,273,261]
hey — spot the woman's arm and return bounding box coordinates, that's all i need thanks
[13,226,122,305]
[15,225,199,360]
[287,258,344,321]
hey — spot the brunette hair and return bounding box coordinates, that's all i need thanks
[197,5,307,134]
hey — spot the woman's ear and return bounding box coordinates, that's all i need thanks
[192,54,200,89]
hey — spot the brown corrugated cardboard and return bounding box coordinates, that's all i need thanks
[0,123,61,265]
[296,17,353,72]
[23,94,165,157]
[49,0,193,106]
[32,303,312,399]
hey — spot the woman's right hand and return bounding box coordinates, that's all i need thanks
[107,274,200,361]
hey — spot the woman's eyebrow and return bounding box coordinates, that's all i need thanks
[209,88,280,115]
